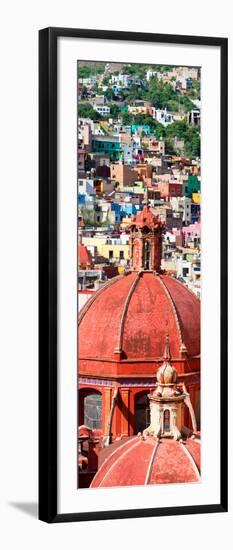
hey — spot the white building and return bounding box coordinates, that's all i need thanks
[170,196,192,225]
[153,108,174,126]
[146,69,158,81]
[93,104,110,116]
[110,74,130,87]
[112,123,131,134]
[121,144,134,164]
[78,178,96,196]
[78,76,97,87]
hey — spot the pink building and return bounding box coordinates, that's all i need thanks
[172,222,201,246]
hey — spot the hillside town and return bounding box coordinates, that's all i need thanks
[77,62,201,488]
[78,61,201,309]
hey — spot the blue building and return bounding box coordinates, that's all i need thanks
[110,202,122,223]
[78,193,86,206]
[131,124,151,136]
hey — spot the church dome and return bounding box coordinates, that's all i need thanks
[78,271,200,367]
[90,434,201,488]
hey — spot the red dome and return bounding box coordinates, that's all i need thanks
[78,271,200,366]
[90,434,201,487]
[78,243,93,268]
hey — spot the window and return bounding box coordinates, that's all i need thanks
[134,393,150,434]
[144,240,150,270]
[84,392,102,429]
[119,250,124,260]
[109,250,113,259]
[163,409,170,432]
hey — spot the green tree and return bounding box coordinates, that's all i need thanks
[78,63,105,79]
[146,77,175,108]
[179,96,194,113]
[78,103,101,120]
[109,104,120,118]
[121,112,133,125]
[188,80,200,100]
[164,120,200,159]
[78,66,92,78]
[102,76,110,86]
[125,86,144,102]
[103,88,115,101]
[165,138,176,155]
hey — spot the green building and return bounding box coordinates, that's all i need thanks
[183,175,200,198]
[92,135,122,161]
[131,124,151,136]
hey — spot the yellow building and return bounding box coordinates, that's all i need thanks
[82,236,130,262]
[100,179,115,194]
[192,193,201,204]
[128,103,152,116]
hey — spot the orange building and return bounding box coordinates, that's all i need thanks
[133,163,153,180]
[78,242,93,270]
[156,181,183,201]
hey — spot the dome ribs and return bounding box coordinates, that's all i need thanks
[156,275,183,353]
[92,436,201,487]
[179,441,201,481]
[144,438,160,485]
[185,437,201,470]
[116,272,141,355]
[79,272,200,367]
[149,439,198,484]
[91,437,137,488]
[159,275,200,358]
[78,273,124,324]
[98,438,141,487]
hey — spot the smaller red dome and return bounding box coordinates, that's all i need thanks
[78,243,93,268]
[131,206,165,230]
[157,363,177,385]
[90,435,200,488]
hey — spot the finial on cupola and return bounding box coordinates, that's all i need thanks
[142,184,149,208]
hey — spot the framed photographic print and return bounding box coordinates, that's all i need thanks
[39,27,228,523]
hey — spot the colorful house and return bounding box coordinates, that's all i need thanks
[92,135,122,161]
[183,175,201,198]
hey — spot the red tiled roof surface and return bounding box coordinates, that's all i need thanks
[90,435,201,487]
[78,271,200,362]
[78,243,93,267]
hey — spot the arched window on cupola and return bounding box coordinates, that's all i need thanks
[144,240,150,270]
[163,409,170,433]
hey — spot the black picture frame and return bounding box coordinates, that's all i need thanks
[39,27,228,523]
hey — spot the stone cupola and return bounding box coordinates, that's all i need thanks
[144,336,186,440]
[129,188,165,272]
